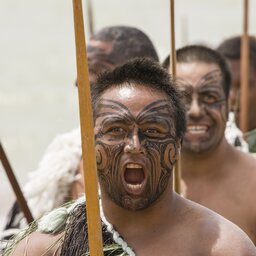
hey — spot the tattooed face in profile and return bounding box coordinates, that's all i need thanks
[176,62,227,153]
[94,85,179,211]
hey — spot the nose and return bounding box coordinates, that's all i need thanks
[187,97,202,118]
[124,129,144,154]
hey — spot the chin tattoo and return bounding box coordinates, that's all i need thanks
[95,99,178,211]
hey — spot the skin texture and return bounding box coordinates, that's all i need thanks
[94,87,178,210]
[9,84,256,256]
[227,59,256,131]
[9,231,63,256]
[100,84,256,255]
[176,64,227,154]
[177,61,256,244]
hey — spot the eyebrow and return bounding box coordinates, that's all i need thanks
[197,84,224,92]
[138,117,171,131]
[96,99,133,121]
[98,99,131,113]
[197,69,222,85]
[96,112,133,126]
[136,99,171,122]
[178,74,223,93]
[102,114,134,125]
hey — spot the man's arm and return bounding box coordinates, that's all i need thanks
[9,231,63,256]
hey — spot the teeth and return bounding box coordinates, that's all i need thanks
[187,125,207,132]
[126,163,142,169]
[127,184,143,190]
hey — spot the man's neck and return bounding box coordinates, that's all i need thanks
[101,183,180,247]
[181,138,233,180]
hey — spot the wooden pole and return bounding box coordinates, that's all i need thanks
[72,1,103,255]
[169,0,181,194]
[0,141,34,224]
[240,0,249,132]
[86,0,94,35]
[169,0,176,76]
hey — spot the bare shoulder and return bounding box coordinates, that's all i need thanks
[234,148,256,173]
[9,231,63,256]
[181,198,256,255]
[211,217,256,256]
[201,207,256,256]
[231,149,256,188]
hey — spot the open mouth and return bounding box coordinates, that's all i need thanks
[123,163,146,196]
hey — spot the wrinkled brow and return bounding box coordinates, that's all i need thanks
[176,69,222,89]
[136,99,172,122]
[197,69,223,86]
[96,99,133,123]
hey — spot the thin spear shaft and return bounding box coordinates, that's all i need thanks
[86,0,94,35]
[169,0,176,76]
[240,0,249,132]
[72,0,103,255]
[0,141,34,224]
[169,0,181,194]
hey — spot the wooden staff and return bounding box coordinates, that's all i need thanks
[72,0,103,255]
[0,141,34,224]
[169,0,181,194]
[240,0,249,132]
[86,0,94,35]
[169,0,176,76]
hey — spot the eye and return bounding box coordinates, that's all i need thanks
[105,127,126,136]
[202,94,218,104]
[145,128,158,133]
[144,128,164,138]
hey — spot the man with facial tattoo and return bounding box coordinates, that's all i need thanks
[163,45,256,245]
[6,58,256,256]
[1,25,159,243]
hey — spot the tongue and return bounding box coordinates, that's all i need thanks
[124,168,145,185]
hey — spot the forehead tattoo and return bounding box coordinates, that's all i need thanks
[197,69,223,86]
[177,69,226,108]
[177,69,222,89]
[95,98,178,210]
[96,98,173,125]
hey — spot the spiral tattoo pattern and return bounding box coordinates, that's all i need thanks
[95,98,178,210]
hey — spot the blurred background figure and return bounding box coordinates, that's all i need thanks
[217,36,256,152]
[163,45,256,244]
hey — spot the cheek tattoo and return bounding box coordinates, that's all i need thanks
[95,99,178,210]
[145,138,177,201]
[96,141,125,203]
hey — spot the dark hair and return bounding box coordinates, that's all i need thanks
[92,58,186,140]
[163,45,231,99]
[77,26,159,86]
[217,36,256,66]
[91,26,159,65]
